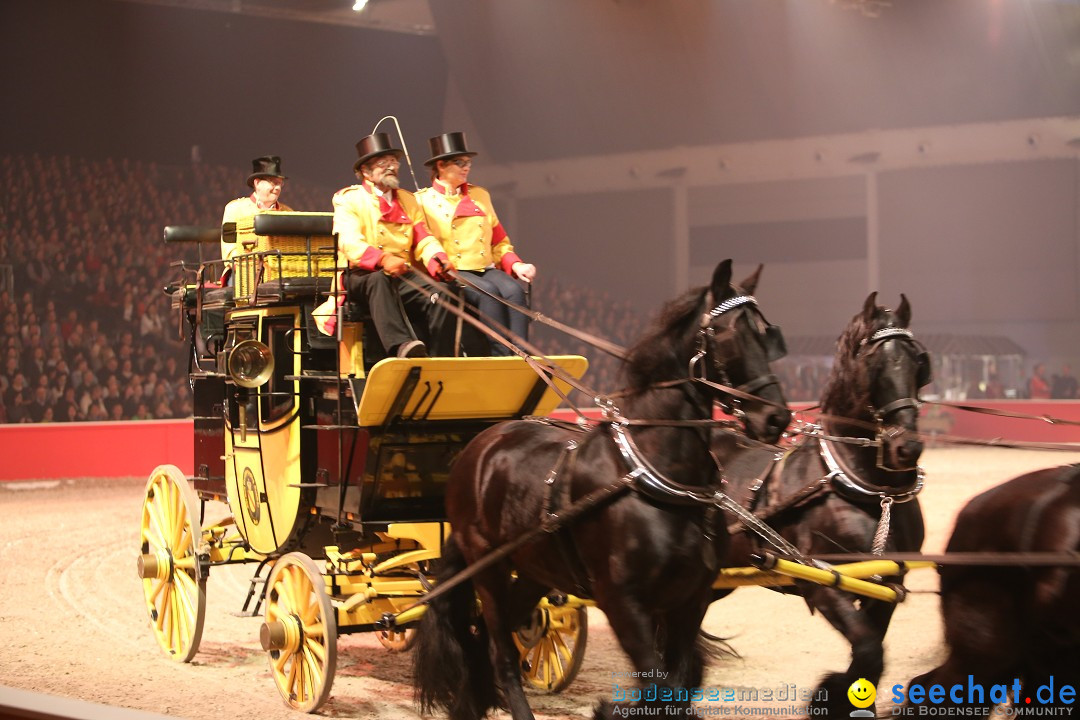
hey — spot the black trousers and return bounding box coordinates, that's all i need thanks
[458,269,529,356]
[342,269,455,356]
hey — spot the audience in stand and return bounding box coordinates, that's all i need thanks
[0,152,333,423]
[0,151,655,422]
[5,151,1057,425]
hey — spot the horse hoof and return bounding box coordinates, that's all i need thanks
[593,700,614,720]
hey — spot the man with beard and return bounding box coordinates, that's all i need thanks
[312,133,453,358]
[220,155,292,284]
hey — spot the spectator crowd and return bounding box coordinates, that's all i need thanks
[0,151,650,424]
[8,152,1076,426]
[0,152,336,424]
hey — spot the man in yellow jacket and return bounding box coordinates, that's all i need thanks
[416,132,535,355]
[313,133,453,358]
[221,155,292,284]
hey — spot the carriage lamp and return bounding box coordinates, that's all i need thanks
[227,339,274,388]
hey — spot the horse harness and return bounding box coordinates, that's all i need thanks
[726,327,930,554]
[532,293,806,581]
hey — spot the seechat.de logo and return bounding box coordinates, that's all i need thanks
[849,678,878,718]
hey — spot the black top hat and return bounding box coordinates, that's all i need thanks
[425,132,478,166]
[246,155,287,187]
[353,133,405,172]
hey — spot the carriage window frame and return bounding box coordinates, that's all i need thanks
[261,316,295,425]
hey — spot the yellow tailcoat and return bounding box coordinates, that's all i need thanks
[220,196,293,265]
[415,184,518,273]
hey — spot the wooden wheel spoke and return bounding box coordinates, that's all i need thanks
[141,520,165,551]
[148,576,167,604]
[139,467,205,663]
[517,605,586,693]
[551,628,574,665]
[145,498,169,552]
[264,554,337,712]
[299,598,320,626]
[303,621,325,640]
[302,647,320,700]
[156,588,170,633]
[168,485,186,550]
[305,634,326,662]
[281,569,302,611]
[274,648,291,674]
[286,656,299,699]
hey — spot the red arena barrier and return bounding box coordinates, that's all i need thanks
[2,402,1078,483]
[0,419,194,482]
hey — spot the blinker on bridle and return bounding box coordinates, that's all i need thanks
[690,294,786,415]
[858,326,932,473]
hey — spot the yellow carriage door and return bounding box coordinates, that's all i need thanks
[225,309,304,555]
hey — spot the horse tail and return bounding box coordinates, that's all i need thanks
[698,628,741,661]
[414,534,497,720]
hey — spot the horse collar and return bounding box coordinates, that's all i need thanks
[818,433,924,504]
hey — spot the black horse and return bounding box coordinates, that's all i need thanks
[906,464,1080,712]
[414,260,791,720]
[716,292,929,717]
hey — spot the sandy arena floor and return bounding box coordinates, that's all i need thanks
[1,446,1077,720]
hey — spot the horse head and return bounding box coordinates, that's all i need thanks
[696,260,792,443]
[825,292,929,474]
[622,260,790,443]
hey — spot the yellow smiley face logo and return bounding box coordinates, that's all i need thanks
[847,678,876,709]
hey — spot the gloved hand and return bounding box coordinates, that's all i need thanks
[427,252,455,282]
[379,253,410,277]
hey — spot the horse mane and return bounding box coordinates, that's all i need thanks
[621,286,707,395]
[819,306,877,415]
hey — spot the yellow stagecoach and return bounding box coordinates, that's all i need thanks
[138,213,590,711]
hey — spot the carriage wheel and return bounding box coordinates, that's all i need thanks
[261,553,338,713]
[376,626,416,651]
[513,599,588,693]
[137,464,206,663]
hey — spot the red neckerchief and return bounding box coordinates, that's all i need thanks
[364,181,410,223]
[433,180,483,218]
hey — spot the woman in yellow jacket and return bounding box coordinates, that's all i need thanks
[416,133,535,356]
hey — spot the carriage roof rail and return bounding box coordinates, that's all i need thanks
[253,212,334,237]
[163,225,222,244]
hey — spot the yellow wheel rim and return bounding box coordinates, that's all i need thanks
[264,553,337,713]
[139,465,206,663]
[513,600,588,693]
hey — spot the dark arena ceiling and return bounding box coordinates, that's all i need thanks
[66,0,1080,166]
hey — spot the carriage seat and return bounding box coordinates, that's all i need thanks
[163,224,236,360]
[232,212,336,306]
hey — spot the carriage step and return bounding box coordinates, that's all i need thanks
[287,483,330,488]
[301,424,359,430]
[285,373,346,382]
[239,558,273,617]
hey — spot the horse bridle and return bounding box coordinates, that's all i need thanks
[689,294,786,418]
[858,327,932,423]
[849,325,931,478]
